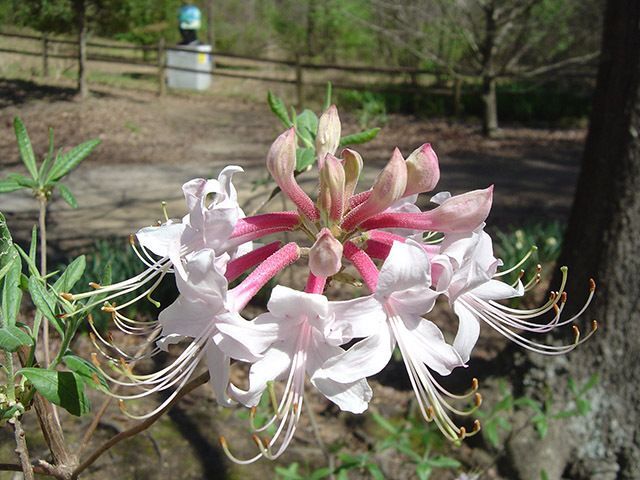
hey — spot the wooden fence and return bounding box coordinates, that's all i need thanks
[0,30,462,108]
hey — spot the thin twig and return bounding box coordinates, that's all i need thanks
[303,393,336,480]
[72,370,210,478]
[0,462,51,476]
[78,331,160,455]
[10,417,35,480]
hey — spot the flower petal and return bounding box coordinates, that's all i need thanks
[328,296,386,342]
[205,341,233,406]
[267,285,329,323]
[311,377,372,414]
[397,315,464,375]
[175,249,228,309]
[452,303,480,363]
[215,313,279,362]
[377,240,431,299]
[158,296,212,339]
[136,222,186,258]
[316,324,395,384]
[472,279,524,300]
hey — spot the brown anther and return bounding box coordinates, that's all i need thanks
[536,263,542,273]
[471,378,479,390]
[118,358,131,372]
[89,332,97,343]
[219,436,228,447]
[458,427,467,439]
[472,419,481,432]
[518,269,525,279]
[553,304,560,315]
[572,325,581,341]
[589,278,596,292]
[426,406,435,421]
[91,373,101,385]
[592,320,598,331]
[293,403,299,414]
[549,292,557,301]
[89,282,101,289]
[118,399,126,412]
[91,352,100,367]
[250,406,257,417]
[106,332,114,342]
[61,292,74,301]
[535,273,541,282]
[474,393,483,407]
[56,313,67,319]
[128,234,135,245]
[561,292,568,303]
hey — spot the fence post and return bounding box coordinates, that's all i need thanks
[453,77,462,117]
[295,54,304,109]
[157,38,166,97]
[41,34,49,77]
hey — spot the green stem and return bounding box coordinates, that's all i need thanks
[38,196,51,367]
[4,351,15,403]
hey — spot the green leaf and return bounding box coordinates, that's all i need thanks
[296,109,318,140]
[339,128,380,147]
[366,464,385,480]
[47,139,101,183]
[370,410,399,435]
[53,255,86,293]
[295,148,315,172]
[324,81,332,111]
[13,117,38,180]
[0,325,33,352]
[19,368,91,416]
[267,91,292,128]
[28,276,63,336]
[28,226,37,265]
[63,354,108,391]
[0,212,18,273]
[484,422,499,448]
[15,245,39,278]
[0,178,22,193]
[1,254,22,328]
[57,183,78,208]
[426,456,461,468]
[7,173,37,189]
[416,463,432,480]
[38,127,55,180]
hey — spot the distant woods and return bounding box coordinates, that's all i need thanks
[0,0,603,134]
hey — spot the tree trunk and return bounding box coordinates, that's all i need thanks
[482,74,498,136]
[76,0,88,99]
[508,1,640,479]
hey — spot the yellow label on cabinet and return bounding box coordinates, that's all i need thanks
[198,53,207,64]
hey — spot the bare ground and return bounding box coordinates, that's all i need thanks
[0,73,586,480]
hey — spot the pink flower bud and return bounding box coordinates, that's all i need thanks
[309,228,343,278]
[341,148,407,231]
[319,153,346,222]
[341,148,363,202]
[316,105,341,169]
[404,143,440,196]
[266,128,319,221]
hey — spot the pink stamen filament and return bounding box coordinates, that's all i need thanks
[225,241,282,283]
[305,273,327,294]
[229,242,300,310]
[343,241,379,292]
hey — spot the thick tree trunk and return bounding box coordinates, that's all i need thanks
[482,74,498,136]
[508,1,640,479]
[76,0,88,99]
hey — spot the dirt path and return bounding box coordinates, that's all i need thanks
[0,77,585,257]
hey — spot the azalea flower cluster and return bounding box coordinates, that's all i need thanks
[67,106,595,462]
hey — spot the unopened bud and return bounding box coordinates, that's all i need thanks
[341,148,363,201]
[319,154,346,222]
[404,143,440,196]
[426,185,493,232]
[266,128,296,186]
[309,228,343,277]
[368,148,407,211]
[340,148,407,231]
[316,105,341,168]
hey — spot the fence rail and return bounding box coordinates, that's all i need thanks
[0,29,594,108]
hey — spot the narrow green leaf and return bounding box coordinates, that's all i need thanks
[28,276,63,336]
[0,325,33,352]
[38,127,55,180]
[426,456,461,468]
[267,91,292,128]
[53,255,86,293]
[15,245,39,278]
[0,212,17,270]
[370,410,399,435]
[0,178,22,193]
[295,148,315,172]
[339,128,381,147]
[47,139,101,183]
[57,183,78,208]
[1,254,22,327]
[416,463,432,480]
[63,354,108,391]
[13,117,38,180]
[29,226,37,264]
[19,368,91,416]
[296,109,319,139]
[7,173,37,189]
[324,81,332,111]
